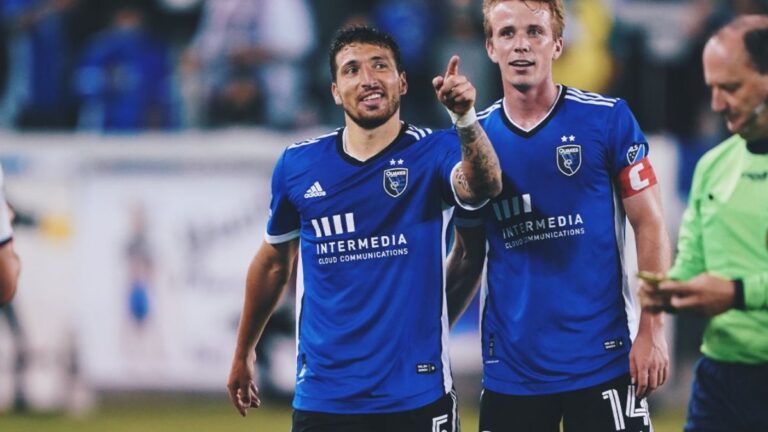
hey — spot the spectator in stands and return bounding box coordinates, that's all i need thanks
[0,0,79,130]
[182,0,315,129]
[74,5,175,132]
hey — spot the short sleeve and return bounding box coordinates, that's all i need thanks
[264,152,300,244]
[607,100,649,177]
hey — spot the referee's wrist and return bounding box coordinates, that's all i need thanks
[732,279,746,310]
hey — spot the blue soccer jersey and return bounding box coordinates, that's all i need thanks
[456,86,651,395]
[266,123,471,413]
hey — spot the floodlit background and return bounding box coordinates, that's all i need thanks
[2,0,766,430]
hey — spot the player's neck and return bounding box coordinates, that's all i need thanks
[503,81,560,130]
[343,114,403,161]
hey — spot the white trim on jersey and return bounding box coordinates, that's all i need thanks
[567,87,618,103]
[503,85,564,132]
[0,166,12,242]
[612,185,640,341]
[288,130,340,150]
[264,229,300,244]
[564,95,616,107]
[295,239,305,351]
[565,88,617,108]
[478,100,502,120]
[440,206,455,395]
[449,162,490,211]
[407,125,432,139]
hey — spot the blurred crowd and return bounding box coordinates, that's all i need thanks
[0,0,766,139]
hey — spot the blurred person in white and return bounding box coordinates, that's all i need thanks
[182,0,315,128]
[0,163,20,306]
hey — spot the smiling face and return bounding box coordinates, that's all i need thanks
[484,0,563,93]
[331,43,407,130]
[703,32,768,140]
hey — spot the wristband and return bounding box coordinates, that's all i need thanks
[733,279,746,310]
[447,106,477,128]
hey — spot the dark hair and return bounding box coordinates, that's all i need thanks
[744,27,768,74]
[328,26,404,82]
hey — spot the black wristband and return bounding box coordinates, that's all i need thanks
[732,279,746,310]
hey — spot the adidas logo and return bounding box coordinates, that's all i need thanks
[304,181,327,199]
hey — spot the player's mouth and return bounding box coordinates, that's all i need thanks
[360,92,385,108]
[510,60,535,68]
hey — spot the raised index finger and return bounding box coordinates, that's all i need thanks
[445,55,460,77]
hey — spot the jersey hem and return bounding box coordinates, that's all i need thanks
[292,387,446,414]
[483,363,628,395]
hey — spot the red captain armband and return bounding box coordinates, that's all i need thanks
[618,157,657,198]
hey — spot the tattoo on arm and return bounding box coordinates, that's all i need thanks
[454,168,470,196]
[456,122,501,202]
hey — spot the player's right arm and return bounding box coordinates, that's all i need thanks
[227,238,298,416]
[447,225,486,327]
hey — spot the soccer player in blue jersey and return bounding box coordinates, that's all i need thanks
[0,164,20,305]
[227,26,501,431]
[447,1,672,431]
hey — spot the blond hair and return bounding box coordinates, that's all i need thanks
[482,0,566,39]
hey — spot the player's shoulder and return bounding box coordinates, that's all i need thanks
[563,86,624,111]
[478,99,503,120]
[404,123,460,147]
[287,128,341,152]
[697,135,745,174]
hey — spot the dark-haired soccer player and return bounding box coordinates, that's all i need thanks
[227,26,501,431]
[447,1,672,431]
[0,163,20,306]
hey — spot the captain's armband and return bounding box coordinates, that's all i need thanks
[618,157,657,198]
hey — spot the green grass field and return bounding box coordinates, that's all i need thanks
[0,395,686,432]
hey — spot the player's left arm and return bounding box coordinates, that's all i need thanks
[621,160,672,398]
[433,55,502,204]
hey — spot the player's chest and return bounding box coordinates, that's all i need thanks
[490,129,611,186]
[288,155,438,218]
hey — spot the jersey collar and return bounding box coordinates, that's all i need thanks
[746,138,768,155]
[336,122,408,166]
[501,85,566,138]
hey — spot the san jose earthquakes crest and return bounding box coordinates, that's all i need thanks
[556,144,582,176]
[383,168,408,197]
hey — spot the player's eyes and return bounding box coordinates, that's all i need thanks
[528,27,543,36]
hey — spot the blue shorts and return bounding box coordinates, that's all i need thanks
[685,357,768,432]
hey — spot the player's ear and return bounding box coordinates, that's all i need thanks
[331,82,342,106]
[399,71,408,96]
[552,36,564,60]
[486,38,499,64]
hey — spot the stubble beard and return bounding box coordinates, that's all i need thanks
[345,97,401,130]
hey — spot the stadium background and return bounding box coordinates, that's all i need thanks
[1,0,765,430]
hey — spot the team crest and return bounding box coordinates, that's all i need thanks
[556,145,582,176]
[383,168,408,197]
[627,143,647,164]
